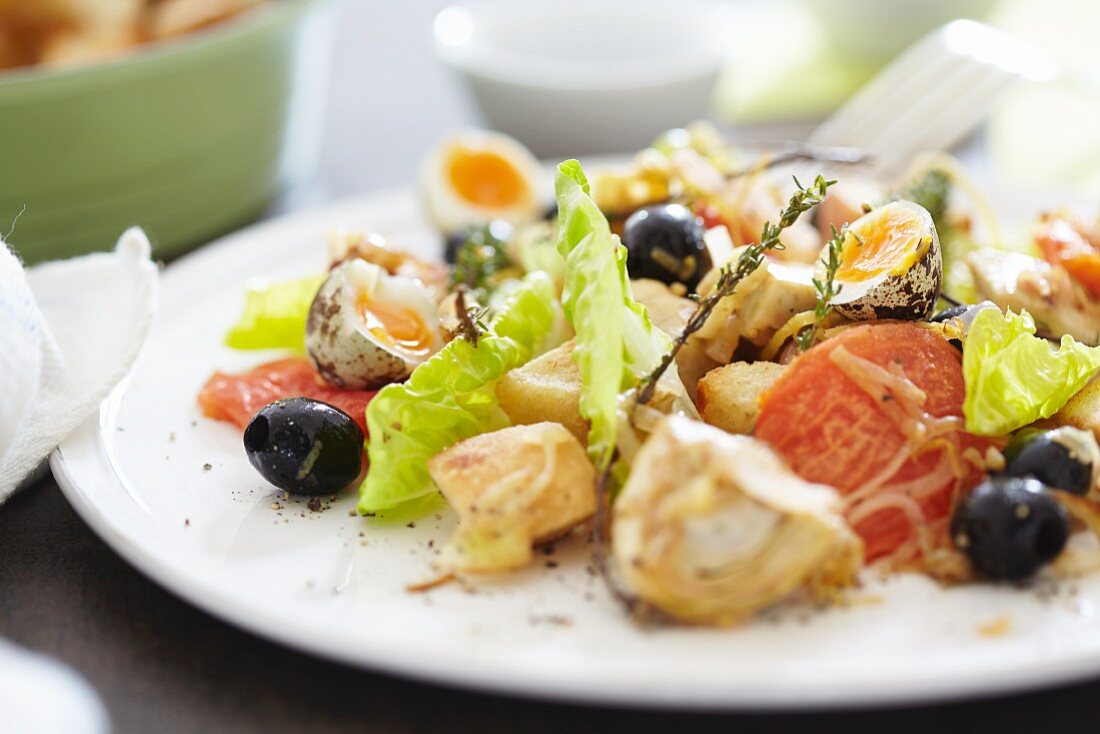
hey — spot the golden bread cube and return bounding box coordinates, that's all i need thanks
[496,341,589,444]
[1052,377,1100,442]
[697,361,786,435]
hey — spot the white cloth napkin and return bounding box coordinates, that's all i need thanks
[0,228,159,504]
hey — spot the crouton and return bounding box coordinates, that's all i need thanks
[496,341,588,444]
[694,258,817,366]
[630,278,720,398]
[1052,377,1100,442]
[428,423,596,573]
[631,278,694,335]
[698,361,787,435]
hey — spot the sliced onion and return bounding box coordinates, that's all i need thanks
[847,490,927,528]
[826,344,978,568]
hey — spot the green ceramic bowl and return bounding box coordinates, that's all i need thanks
[0,0,330,264]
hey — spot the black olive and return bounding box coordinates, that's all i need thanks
[932,303,968,349]
[931,303,997,351]
[1003,429,1096,496]
[929,304,969,323]
[443,220,514,264]
[622,203,712,291]
[951,477,1069,581]
[542,202,558,221]
[243,398,364,496]
[443,231,465,265]
[929,301,999,326]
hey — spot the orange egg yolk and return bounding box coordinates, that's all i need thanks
[358,296,433,356]
[837,206,927,283]
[447,147,528,209]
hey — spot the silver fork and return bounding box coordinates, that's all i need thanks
[809,19,1058,174]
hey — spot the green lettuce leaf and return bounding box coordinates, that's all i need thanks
[224,274,324,353]
[554,160,672,469]
[357,271,562,515]
[963,308,1100,436]
[513,221,566,290]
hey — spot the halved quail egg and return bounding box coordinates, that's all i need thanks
[421,129,542,234]
[824,200,942,321]
[306,260,444,389]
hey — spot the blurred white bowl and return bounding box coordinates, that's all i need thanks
[434,0,735,157]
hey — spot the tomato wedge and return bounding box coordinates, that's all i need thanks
[1062,253,1100,298]
[198,357,376,433]
[755,322,990,562]
[1035,216,1100,298]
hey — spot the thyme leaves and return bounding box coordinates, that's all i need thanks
[634,175,835,407]
[797,224,847,352]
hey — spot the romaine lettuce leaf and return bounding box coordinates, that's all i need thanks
[554,160,672,469]
[514,221,566,291]
[357,271,561,515]
[224,274,324,353]
[963,307,1100,436]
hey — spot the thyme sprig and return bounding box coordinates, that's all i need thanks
[454,286,487,347]
[634,174,835,407]
[797,224,847,352]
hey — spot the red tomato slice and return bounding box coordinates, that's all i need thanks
[693,201,728,234]
[198,357,376,433]
[755,322,990,562]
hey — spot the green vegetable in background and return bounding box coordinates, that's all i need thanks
[224,274,325,353]
[554,160,672,470]
[357,271,562,516]
[904,168,952,235]
[963,308,1100,436]
[450,222,522,300]
[900,163,1010,306]
[901,167,979,305]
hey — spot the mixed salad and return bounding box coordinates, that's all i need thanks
[199,123,1100,626]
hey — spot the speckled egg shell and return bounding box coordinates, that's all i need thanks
[305,263,422,390]
[832,204,943,322]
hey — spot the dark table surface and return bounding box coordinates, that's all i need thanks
[3,474,1100,733]
[4,2,1098,731]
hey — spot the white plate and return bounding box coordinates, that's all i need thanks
[52,186,1100,710]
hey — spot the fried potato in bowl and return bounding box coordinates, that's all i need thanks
[0,0,267,71]
[0,0,330,263]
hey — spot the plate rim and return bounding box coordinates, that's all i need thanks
[49,185,1100,711]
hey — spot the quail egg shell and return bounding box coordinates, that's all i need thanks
[421,129,542,234]
[824,200,942,321]
[306,259,443,390]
